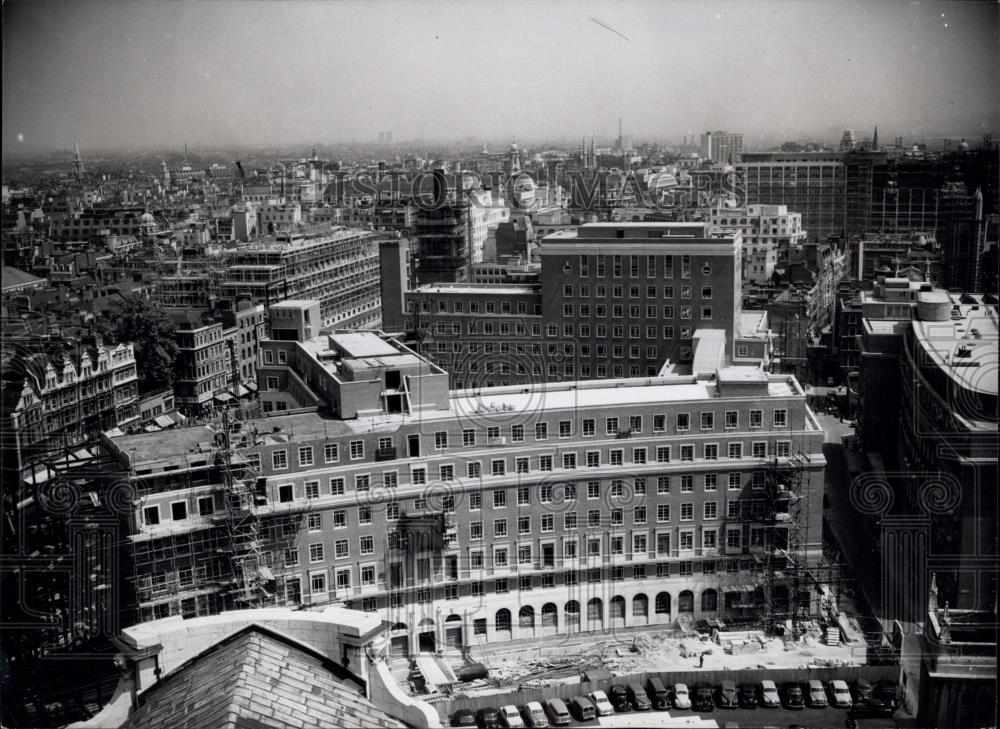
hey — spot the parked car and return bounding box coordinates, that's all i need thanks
[647,677,671,710]
[807,679,828,708]
[738,683,757,709]
[874,679,900,710]
[692,683,715,712]
[758,680,781,708]
[671,683,691,710]
[828,679,852,708]
[853,678,874,704]
[717,681,739,708]
[520,702,547,728]
[568,696,596,722]
[586,690,613,716]
[849,698,894,718]
[451,710,477,728]
[477,707,502,729]
[608,684,631,712]
[782,682,805,710]
[627,682,651,711]
[543,698,571,727]
[498,705,524,728]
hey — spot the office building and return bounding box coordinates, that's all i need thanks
[222,225,381,329]
[99,308,825,654]
[706,204,807,282]
[700,131,744,165]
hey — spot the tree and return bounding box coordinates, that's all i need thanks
[97,294,179,394]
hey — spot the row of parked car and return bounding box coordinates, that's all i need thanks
[451,678,899,727]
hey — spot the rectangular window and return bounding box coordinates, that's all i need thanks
[725,411,738,429]
[511,425,524,442]
[704,501,718,520]
[562,452,576,470]
[773,409,788,427]
[470,521,483,540]
[656,445,671,463]
[197,496,214,516]
[355,474,370,491]
[462,429,476,447]
[298,446,313,467]
[144,505,160,525]
[272,450,288,470]
[750,410,763,428]
[305,480,319,499]
[334,539,349,559]
[704,443,718,461]
[170,501,187,520]
[605,417,619,435]
[701,412,714,430]
[610,449,623,466]
[309,543,325,563]
[278,484,293,503]
[491,459,506,476]
[434,431,448,449]
[680,503,693,521]
[657,504,671,522]
[680,445,694,462]
[632,447,646,464]
[535,422,548,440]
[467,462,481,478]
[676,413,690,431]
[657,476,670,494]
[494,520,507,538]
[705,473,718,491]
[728,442,742,459]
[360,536,374,555]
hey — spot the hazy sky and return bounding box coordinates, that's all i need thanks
[3,0,998,152]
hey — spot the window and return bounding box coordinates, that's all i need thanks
[272,450,288,470]
[361,564,375,584]
[386,501,399,520]
[467,462,481,478]
[517,486,530,506]
[680,475,693,492]
[705,473,718,491]
[310,572,326,595]
[284,548,299,567]
[562,453,576,470]
[634,506,647,524]
[701,412,714,430]
[334,539,349,559]
[348,440,364,460]
[565,512,578,530]
[470,521,483,540]
[676,413,690,431]
[728,473,742,490]
[515,457,529,474]
[143,506,159,525]
[750,409,763,428]
[541,514,554,532]
[434,431,448,449]
[704,443,718,460]
[776,441,791,457]
[411,467,426,485]
[309,543,325,563]
[462,429,476,447]
[725,411,738,429]
[332,510,346,528]
[680,445,694,462]
[728,442,742,459]
[469,492,481,511]
[610,449,623,466]
[493,490,506,508]
[305,480,319,499]
[491,459,506,476]
[680,503,693,521]
[538,455,553,471]
[298,447,313,467]
[278,484,293,503]
[535,422,547,440]
[355,474,370,492]
[587,481,600,499]
[657,476,670,494]
[605,417,618,435]
[359,506,372,524]
[632,447,646,464]
[657,504,671,522]
[511,425,524,442]
[704,501,718,520]
[324,443,339,463]
[197,496,214,516]
[773,409,788,427]
[656,445,671,463]
[588,510,601,527]
[494,519,507,537]
[727,529,741,549]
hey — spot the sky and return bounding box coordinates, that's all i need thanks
[2,0,998,153]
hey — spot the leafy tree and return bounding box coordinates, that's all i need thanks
[97,294,179,394]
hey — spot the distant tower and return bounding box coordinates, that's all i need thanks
[872,125,879,152]
[72,139,84,180]
[482,141,489,155]
[839,129,857,152]
[161,160,171,190]
[508,136,522,174]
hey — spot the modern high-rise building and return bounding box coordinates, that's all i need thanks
[700,131,744,165]
[98,307,825,652]
[222,225,381,329]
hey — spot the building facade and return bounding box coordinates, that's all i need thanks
[100,319,826,653]
[706,204,807,282]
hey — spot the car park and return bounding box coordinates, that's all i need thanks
[568,696,596,722]
[738,683,757,709]
[758,680,781,708]
[587,691,614,716]
[828,679,852,708]
[498,705,524,728]
[782,682,805,710]
[647,677,670,710]
[521,702,547,728]
[806,679,827,708]
[626,682,651,711]
[608,684,631,712]
[692,683,715,712]
[671,683,691,710]
[717,681,739,708]
[874,679,900,710]
[451,709,477,728]
[477,707,502,729]
[542,698,570,727]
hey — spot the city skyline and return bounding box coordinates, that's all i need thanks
[3,0,999,153]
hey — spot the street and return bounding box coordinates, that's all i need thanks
[563,703,903,728]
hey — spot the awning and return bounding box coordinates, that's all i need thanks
[143,424,162,432]
[215,392,234,403]
[243,381,257,392]
[103,427,125,438]
[153,414,175,428]
[167,410,186,424]
[231,384,250,398]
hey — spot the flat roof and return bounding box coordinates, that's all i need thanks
[913,306,998,396]
[410,285,538,296]
[270,299,319,308]
[718,367,769,383]
[329,332,399,358]
[738,310,768,337]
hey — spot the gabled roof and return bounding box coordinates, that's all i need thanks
[122,625,406,729]
[1,266,45,292]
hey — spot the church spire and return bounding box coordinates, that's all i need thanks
[72,138,84,180]
[872,125,879,151]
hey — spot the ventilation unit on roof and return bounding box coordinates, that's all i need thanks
[955,344,973,358]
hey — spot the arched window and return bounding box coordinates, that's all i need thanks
[702,588,718,612]
[541,603,558,627]
[679,590,694,613]
[518,605,535,628]
[610,595,626,619]
[587,598,603,621]
[655,592,671,614]
[565,600,580,625]
[495,608,511,631]
[633,593,648,617]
